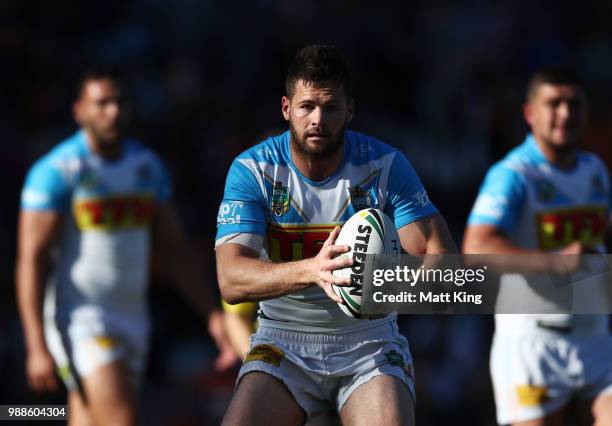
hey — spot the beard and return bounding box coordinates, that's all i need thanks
[289,120,347,160]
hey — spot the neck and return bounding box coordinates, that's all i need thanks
[84,129,122,160]
[533,136,577,171]
[290,140,344,182]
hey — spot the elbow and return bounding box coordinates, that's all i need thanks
[217,271,246,305]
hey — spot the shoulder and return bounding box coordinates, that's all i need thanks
[236,131,289,167]
[27,132,88,178]
[577,150,608,174]
[345,130,399,166]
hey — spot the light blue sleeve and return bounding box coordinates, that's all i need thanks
[467,163,526,234]
[20,159,70,211]
[386,151,438,229]
[216,160,267,239]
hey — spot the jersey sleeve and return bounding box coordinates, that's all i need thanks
[20,158,71,211]
[216,160,267,240]
[386,151,439,229]
[467,163,526,234]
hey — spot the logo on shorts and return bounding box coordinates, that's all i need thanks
[271,181,290,217]
[384,350,412,378]
[348,185,371,211]
[244,344,285,367]
[516,385,548,406]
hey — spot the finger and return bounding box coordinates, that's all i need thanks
[323,226,341,248]
[325,245,351,258]
[323,272,352,286]
[323,283,344,303]
[329,256,353,270]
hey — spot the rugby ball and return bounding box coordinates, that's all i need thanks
[332,208,400,318]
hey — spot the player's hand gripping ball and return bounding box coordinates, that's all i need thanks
[332,208,400,318]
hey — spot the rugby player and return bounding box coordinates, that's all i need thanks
[464,67,612,425]
[215,45,456,425]
[16,68,228,426]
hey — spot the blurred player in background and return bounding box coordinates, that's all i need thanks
[463,67,612,425]
[16,68,231,426]
[215,44,456,425]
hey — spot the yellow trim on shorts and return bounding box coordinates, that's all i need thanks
[221,299,257,316]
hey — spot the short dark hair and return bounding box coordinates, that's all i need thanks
[526,66,583,101]
[285,45,352,99]
[74,66,124,99]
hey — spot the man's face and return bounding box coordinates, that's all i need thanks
[73,78,126,146]
[282,80,353,159]
[524,83,588,151]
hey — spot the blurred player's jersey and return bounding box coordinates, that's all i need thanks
[468,134,610,333]
[21,130,171,326]
[216,130,437,333]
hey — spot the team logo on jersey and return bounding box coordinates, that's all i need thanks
[535,206,607,250]
[271,181,290,216]
[348,185,371,211]
[78,166,99,191]
[534,179,555,203]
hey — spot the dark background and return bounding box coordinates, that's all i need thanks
[2,1,612,424]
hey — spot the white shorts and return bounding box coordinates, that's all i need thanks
[490,330,612,425]
[45,308,150,392]
[237,320,415,418]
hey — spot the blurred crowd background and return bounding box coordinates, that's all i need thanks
[2,1,612,424]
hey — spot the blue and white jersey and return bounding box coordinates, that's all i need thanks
[21,130,171,325]
[468,134,610,333]
[216,130,438,332]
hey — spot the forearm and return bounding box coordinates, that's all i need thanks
[463,233,563,273]
[15,256,48,353]
[223,312,254,358]
[217,249,314,304]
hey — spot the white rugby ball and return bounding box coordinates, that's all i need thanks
[332,208,400,318]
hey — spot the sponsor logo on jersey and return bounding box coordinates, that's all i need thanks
[413,189,431,208]
[348,185,371,211]
[268,223,335,261]
[73,194,154,231]
[218,201,244,225]
[516,385,548,406]
[535,206,607,250]
[244,344,284,367]
[271,181,290,217]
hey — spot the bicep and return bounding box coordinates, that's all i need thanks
[17,210,63,259]
[397,213,457,256]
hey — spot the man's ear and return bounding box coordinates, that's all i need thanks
[73,100,83,125]
[523,102,533,128]
[281,96,291,121]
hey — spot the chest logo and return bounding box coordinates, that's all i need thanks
[534,179,556,203]
[348,185,371,211]
[271,181,290,217]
